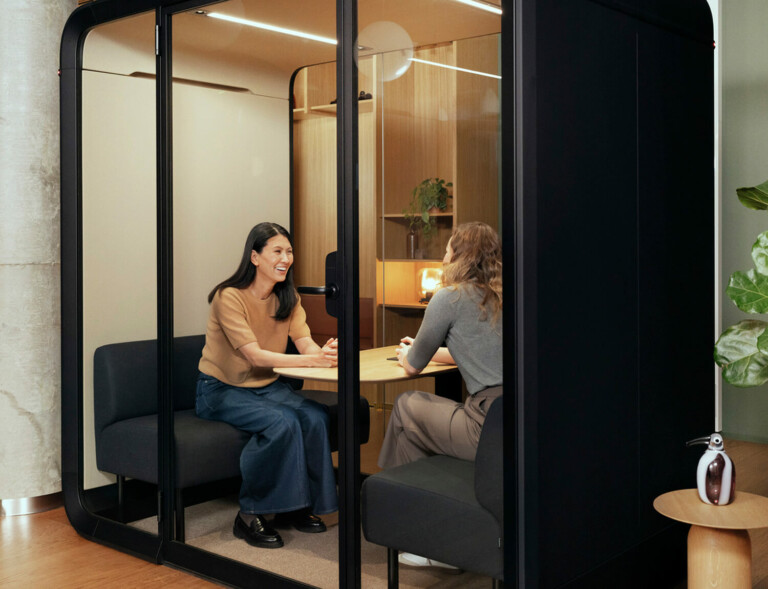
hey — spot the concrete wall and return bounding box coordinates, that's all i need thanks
[0,0,78,501]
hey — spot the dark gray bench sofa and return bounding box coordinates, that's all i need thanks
[361,396,503,587]
[94,334,369,541]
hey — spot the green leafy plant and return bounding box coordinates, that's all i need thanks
[403,177,453,240]
[714,179,768,386]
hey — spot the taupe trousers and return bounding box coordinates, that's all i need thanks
[377,385,503,469]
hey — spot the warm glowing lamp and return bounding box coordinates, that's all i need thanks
[418,268,443,304]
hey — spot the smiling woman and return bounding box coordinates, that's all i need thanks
[196,222,340,548]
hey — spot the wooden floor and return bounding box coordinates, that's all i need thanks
[0,408,391,589]
[0,507,218,588]
[3,419,767,588]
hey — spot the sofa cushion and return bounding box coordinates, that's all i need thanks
[97,409,249,488]
[361,455,502,578]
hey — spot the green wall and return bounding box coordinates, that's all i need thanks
[721,0,768,442]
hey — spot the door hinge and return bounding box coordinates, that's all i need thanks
[155,25,160,56]
[157,491,162,522]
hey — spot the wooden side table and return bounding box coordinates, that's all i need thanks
[654,489,768,588]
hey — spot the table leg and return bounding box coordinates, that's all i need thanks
[687,524,751,589]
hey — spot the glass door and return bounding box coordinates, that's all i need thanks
[63,0,506,586]
[357,1,502,586]
[167,1,346,586]
[79,9,160,538]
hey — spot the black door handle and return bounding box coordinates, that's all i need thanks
[296,251,339,317]
[297,284,339,297]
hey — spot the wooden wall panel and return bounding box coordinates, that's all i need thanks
[292,58,377,300]
[292,115,337,288]
[455,34,500,230]
[380,44,456,216]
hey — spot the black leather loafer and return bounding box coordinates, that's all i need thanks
[233,513,284,548]
[273,508,327,533]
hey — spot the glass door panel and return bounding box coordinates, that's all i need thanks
[358,0,502,585]
[80,11,158,531]
[171,1,340,585]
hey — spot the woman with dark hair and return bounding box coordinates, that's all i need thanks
[378,221,503,569]
[379,221,503,467]
[196,222,338,549]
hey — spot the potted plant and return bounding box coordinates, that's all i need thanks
[403,177,453,244]
[714,179,768,386]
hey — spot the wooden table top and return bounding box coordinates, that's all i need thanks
[274,345,459,384]
[653,489,768,530]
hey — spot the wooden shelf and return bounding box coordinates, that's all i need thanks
[379,302,429,310]
[381,212,453,218]
[380,258,443,263]
[293,100,373,120]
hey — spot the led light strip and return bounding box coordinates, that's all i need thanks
[206,12,337,45]
[409,58,501,79]
[453,0,502,15]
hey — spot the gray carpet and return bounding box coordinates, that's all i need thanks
[132,495,491,588]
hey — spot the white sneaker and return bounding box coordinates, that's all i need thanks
[398,551,460,571]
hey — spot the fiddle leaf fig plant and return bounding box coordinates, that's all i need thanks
[714,179,768,386]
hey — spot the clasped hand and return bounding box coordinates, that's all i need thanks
[319,337,338,367]
[396,336,414,367]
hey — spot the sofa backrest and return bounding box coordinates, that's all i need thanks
[301,294,375,349]
[474,396,503,524]
[93,335,205,434]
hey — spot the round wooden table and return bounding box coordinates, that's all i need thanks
[654,489,768,588]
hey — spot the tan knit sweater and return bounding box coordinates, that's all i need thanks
[198,287,311,388]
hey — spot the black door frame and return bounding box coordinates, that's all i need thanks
[60,1,519,587]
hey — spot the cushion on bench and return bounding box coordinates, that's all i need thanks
[362,455,501,577]
[361,397,503,580]
[94,334,370,490]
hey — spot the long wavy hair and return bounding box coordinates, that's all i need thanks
[441,221,502,323]
[208,222,298,320]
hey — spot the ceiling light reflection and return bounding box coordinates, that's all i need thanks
[409,58,501,79]
[205,12,337,45]
[453,0,502,15]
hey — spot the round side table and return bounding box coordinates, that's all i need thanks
[654,489,768,589]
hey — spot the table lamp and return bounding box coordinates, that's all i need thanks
[418,267,442,304]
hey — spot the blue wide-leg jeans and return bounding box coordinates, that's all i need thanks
[196,373,338,516]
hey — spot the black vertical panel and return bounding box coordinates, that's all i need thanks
[635,18,713,533]
[536,1,639,583]
[530,0,712,586]
[156,6,175,547]
[336,0,361,587]
[511,0,539,585]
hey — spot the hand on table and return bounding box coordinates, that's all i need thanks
[396,336,414,367]
[321,338,338,367]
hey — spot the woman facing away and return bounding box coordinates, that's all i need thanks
[196,222,339,549]
[379,221,503,469]
[379,222,502,571]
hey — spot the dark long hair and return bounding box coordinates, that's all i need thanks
[207,222,298,320]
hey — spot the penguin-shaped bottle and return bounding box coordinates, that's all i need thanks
[686,433,735,506]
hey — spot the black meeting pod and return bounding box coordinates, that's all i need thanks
[60,0,714,587]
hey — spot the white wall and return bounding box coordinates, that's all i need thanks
[81,37,291,489]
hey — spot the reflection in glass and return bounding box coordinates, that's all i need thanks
[81,12,158,528]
